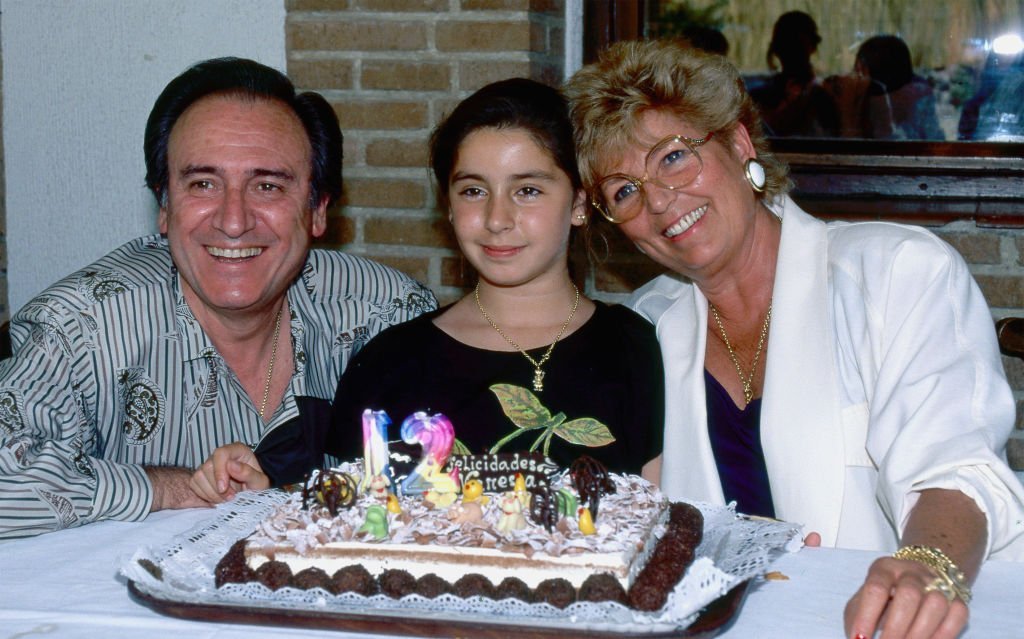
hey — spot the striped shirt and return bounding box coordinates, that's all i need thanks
[0,235,436,539]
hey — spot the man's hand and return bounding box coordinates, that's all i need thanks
[190,442,270,504]
[145,466,212,511]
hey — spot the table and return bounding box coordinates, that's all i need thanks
[0,508,1018,638]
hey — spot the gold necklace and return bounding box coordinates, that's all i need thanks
[709,303,772,406]
[474,283,581,392]
[258,306,284,420]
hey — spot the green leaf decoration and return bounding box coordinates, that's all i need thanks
[451,438,472,456]
[487,383,616,456]
[552,417,616,448]
[490,384,553,429]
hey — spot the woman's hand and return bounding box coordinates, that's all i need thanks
[844,555,969,639]
[843,488,985,639]
[190,442,269,503]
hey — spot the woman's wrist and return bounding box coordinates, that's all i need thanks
[893,544,972,604]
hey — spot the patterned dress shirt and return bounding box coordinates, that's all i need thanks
[0,235,436,538]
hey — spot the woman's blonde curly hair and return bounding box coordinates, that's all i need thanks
[564,39,790,204]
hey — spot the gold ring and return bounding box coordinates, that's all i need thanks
[923,577,956,603]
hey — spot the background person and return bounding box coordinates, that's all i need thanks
[0,57,435,539]
[827,35,944,140]
[748,10,837,137]
[566,39,1024,639]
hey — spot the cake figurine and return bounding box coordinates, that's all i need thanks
[359,504,389,540]
[386,494,402,514]
[367,473,391,501]
[513,472,531,510]
[448,500,484,525]
[556,487,578,518]
[497,491,528,532]
[360,409,393,495]
[578,507,596,535]
[423,463,461,509]
[461,479,490,506]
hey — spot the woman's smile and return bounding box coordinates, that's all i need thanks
[663,204,709,239]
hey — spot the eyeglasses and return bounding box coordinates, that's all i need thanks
[591,132,714,224]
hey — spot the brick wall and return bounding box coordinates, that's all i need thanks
[287,0,565,306]
[284,1,1024,469]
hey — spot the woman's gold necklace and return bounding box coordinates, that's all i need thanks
[474,283,580,392]
[709,303,772,406]
[258,306,284,420]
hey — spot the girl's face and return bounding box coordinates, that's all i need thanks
[448,127,585,289]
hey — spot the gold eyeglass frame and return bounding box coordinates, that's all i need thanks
[590,131,715,224]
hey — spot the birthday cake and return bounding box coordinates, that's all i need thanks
[215,408,704,610]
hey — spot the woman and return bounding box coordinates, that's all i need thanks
[191,79,663,495]
[565,39,1023,639]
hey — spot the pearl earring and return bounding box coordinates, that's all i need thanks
[744,158,766,193]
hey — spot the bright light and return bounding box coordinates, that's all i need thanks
[992,33,1024,56]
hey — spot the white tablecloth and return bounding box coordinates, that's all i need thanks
[0,508,1019,638]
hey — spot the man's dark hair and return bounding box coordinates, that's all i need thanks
[144,57,342,210]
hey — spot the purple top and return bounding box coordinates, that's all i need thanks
[705,369,775,518]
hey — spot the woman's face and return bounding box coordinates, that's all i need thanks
[448,127,585,289]
[602,109,760,281]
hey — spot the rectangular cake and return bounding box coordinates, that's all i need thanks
[243,467,668,590]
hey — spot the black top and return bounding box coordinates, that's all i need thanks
[705,369,775,518]
[325,302,665,475]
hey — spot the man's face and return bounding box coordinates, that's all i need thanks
[159,95,326,322]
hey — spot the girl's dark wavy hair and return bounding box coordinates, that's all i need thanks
[429,77,582,212]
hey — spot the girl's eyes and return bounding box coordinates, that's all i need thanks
[458,186,486,198]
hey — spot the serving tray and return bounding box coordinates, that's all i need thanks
[128,579,750,639]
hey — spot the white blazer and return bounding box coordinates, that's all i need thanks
[631,196,1024,558]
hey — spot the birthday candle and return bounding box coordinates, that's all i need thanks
[360,409,392,493]
[399,411,454,495]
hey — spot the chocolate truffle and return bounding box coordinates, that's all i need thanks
[254,561,292,591]
[453,573,497,600]
[578,573,628,604]
[495,576,533,603]
[330,564,377,596]
[214,539,255,587]
[291,567,331,591]
[534,577,576,609]
[413,573,452,599]
[378,569,416,598]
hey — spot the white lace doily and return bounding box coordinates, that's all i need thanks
[121,490,800,634]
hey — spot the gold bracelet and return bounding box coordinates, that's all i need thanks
[893,545,972,604]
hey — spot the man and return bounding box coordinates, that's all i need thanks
[0,58,436,538]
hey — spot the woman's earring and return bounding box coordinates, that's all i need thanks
[744,158,767,193]
[575,214,587,222]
